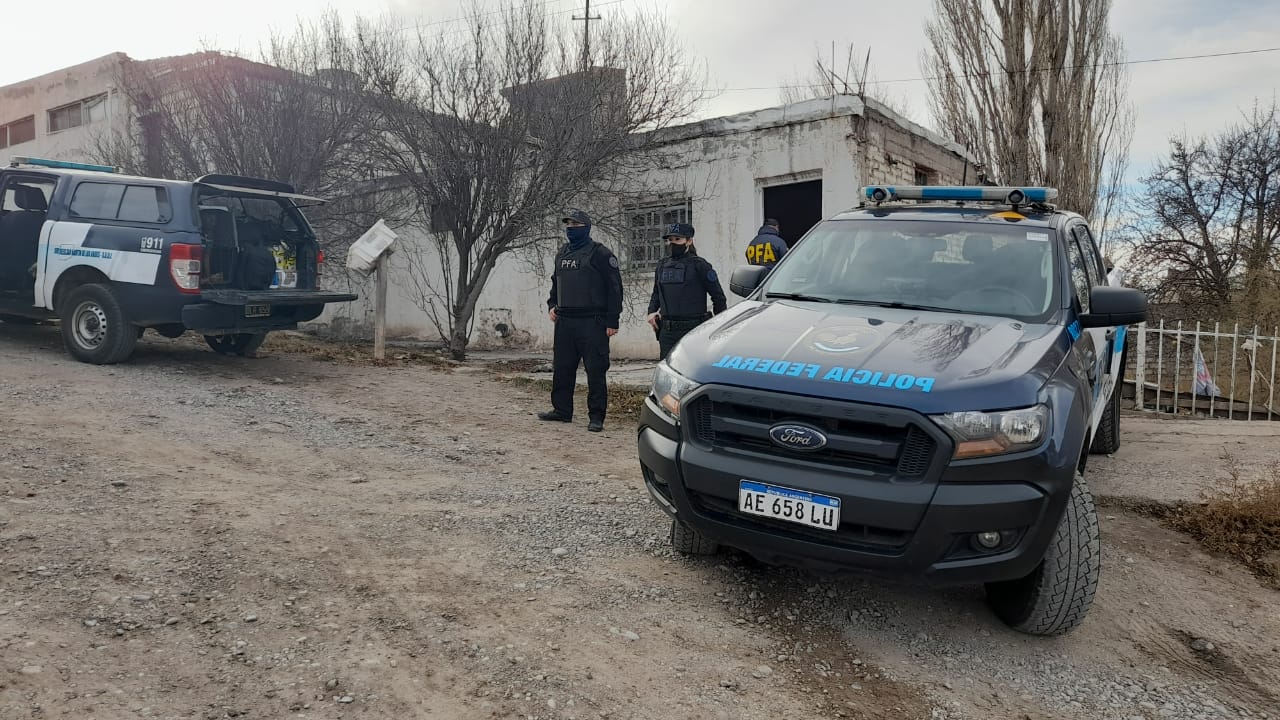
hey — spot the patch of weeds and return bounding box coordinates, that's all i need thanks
[260,333,455,370]
[1112,455,1280,586]
[504,376,649,423]
[486,358,548,373]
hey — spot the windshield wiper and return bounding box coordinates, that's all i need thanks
[834,299,957,313]
[765,292,834,303]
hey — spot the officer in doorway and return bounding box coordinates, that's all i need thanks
[540,209,623,433]
[745,218,788,267]
[646,223,727,360]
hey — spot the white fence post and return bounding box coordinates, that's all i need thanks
[1248,325,1259,421]
[1191,321,1201,416]
[1156,319,1165,413]
[1230,322,1239,421]
[1270,328,1278,422]
[1135,322,1147,411]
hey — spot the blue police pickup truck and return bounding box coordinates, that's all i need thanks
[637,185,1147,636]
[0,157,356,364]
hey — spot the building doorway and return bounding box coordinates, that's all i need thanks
[762,179,823,248]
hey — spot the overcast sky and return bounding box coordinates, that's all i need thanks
[2,0,1278,186]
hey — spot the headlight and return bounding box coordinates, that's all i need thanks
[651,361,701,421]
[932,405,1049,459]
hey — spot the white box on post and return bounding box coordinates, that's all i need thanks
[345,219,399,359]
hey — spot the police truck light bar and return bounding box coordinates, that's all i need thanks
[862,185,1057,205]
[9,156,119,174]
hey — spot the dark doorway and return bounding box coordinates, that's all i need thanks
[763,179,823,248]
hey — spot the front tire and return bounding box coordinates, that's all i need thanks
[670,519,719,556]
[59,284,138,365]
[205,332,267,356]
[985,472,1100,636]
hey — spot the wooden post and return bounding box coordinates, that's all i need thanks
[374,253,388,361]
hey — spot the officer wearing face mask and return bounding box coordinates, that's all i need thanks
[540,209,623,433]
[645,223,727,360]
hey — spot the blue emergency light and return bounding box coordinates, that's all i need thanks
[9,156,118,173]
[862,185,1057,205]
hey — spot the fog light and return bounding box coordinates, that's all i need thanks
[975,531,1002,549]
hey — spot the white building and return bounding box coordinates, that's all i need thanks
[318,95,979,359]
[0,54,131,163]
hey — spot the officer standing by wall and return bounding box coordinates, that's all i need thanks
[645,223,727,360]
[745,218,788,267]
[540,209,623,433]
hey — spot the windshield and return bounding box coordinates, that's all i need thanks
[760,219,1058,320]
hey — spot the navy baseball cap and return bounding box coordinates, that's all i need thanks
[561,209,592,225]
[662,223,695,239]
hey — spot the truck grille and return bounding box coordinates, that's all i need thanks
[688,491,910,552]
[685,394,940,479]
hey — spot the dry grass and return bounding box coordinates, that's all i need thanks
[1113,457,1280,586]
[487,358,549,373]
[260,332,455,369]
[505,376,650,423]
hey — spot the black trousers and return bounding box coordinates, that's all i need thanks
[551,315,611,421]
[658,317,705,360]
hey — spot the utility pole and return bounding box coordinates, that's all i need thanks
[572,0,601,72]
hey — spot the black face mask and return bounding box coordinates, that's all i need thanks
[669,243,688,258]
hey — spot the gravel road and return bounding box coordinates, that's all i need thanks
[1,325,1277,720]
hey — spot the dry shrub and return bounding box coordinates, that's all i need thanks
[1162,457,1280,586]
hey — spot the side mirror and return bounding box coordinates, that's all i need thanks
[1079,286,1147,328]
[729,265,770,298]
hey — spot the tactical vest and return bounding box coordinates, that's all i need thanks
[746,236,781,266]
[555,242,607,311]
[656,256,709,319]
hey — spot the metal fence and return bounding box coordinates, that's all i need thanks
[1129,321,1280,420]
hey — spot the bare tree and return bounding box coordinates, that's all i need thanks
[922,0,1133,228]
[1123,100,1280,322]
[778,43,912,119]
[89,11,387,259]
[354,0,707,360]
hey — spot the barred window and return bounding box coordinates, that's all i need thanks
[625,198,691,273]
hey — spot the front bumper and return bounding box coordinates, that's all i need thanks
[638,387,1076,586]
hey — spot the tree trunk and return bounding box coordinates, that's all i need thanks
[445,250,500,362]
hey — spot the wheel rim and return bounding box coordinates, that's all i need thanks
[72,300,109,350]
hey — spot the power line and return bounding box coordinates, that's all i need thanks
[703,46,1280,93]
[368,0,625,38]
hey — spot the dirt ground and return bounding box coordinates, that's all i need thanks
[1,327,1278,720]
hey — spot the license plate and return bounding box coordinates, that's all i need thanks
[738,480,840,531]
[244,304,271,318]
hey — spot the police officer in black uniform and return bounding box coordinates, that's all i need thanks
[645,223,727,360]
[539,209,623,432]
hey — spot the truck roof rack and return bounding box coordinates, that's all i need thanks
[9,156,119,174]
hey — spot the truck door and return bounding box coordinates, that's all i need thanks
[0,171,57,303]
[1066,223,1115,432]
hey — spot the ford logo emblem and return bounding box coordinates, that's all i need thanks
[767,423,828,452]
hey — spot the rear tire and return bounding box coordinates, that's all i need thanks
[670,519,719,556]
[1089,381,1121,455]
[204,332,268,356]
[59,284,138,365]
[1091,340,1127,455]
[985,472,1100,636]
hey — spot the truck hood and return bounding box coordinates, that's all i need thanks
[666,299,1068,415]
